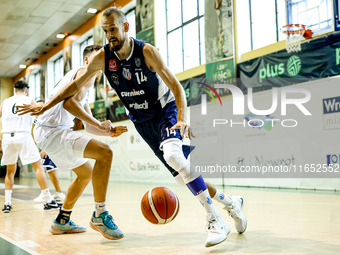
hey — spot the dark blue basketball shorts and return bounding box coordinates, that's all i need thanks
[134,101,194,177]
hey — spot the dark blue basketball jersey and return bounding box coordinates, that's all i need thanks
[104,38,174,123]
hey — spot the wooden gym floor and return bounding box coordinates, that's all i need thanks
[0,177,339,255]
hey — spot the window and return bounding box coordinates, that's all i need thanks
[28,71,41,100]
[34,72,41,100]
[53,56,63,86]
[287,0,333,34]
[126,9,136,39]
[166,0,205,73]
[250,0,286,50]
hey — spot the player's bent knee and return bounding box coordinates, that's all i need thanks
[97,143,113,162]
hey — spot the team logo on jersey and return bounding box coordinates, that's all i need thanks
[111,74,119,85]
[122,68,132,80]
[135,58,141,67]
[109,59,117,70]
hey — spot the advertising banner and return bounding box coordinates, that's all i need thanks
[136,0,155,45]
[189,77,340,182]
[237,32,340,91]
[205,0,235,85]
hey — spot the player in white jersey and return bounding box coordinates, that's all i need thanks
[33,100,65,204]
[34,45,128,239]
[0,81,60,213]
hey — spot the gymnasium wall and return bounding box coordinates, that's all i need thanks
[70,76,340,191]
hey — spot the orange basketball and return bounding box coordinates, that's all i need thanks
[141,187,180,224]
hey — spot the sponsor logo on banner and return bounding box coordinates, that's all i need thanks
[323,96,340,130]
[129,100,148,109]
[111,73,119,85]
[259,55,301,83]
[326,154,340,166]
[121,90,145,97]
[123,68,132,80]
[129,161,161,171]
[135,58,141,67]
[109,59,117,70]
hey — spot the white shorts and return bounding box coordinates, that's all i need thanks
[1,132,41,166]
[34,126,92,171]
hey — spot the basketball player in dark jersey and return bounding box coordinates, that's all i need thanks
[18,7,246,247]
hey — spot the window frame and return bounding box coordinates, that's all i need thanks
[165,0,205,73]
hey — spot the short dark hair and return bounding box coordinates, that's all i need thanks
[36,99,45,103]
[102,7,127,25]
[83,45,102,60]
[14,80,29,90]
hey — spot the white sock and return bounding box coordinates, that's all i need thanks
[196,189,220,216]
[212,188,232,207]
[42,188,53,203]
[95,202,106,217]
[5,190,12,205]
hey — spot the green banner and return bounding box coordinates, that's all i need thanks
[93,100,107,122]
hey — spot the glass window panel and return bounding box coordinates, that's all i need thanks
[183,20,199,70]
[35,72,41,100]
[252,20,277,49]
[184,45,199,70]
[182,0,198,23]
[199,0,205,16]
[167,0,181,31]
[251,0,275,23]
[127,10,136,38]
[277,0,287,41]
[168,28,183,73]
[199,17,205,64]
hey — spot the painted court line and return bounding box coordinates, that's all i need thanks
[0,233,41,255]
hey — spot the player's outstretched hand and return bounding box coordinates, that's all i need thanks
[170,121,195,140]
[16,104,44,116]
[110,126,128,137]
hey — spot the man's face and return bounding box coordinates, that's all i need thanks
[102,14,127,52]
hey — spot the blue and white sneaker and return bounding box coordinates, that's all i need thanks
[90,211,124,240]
[50,219,86,234]
[224,195,247,234]
[2,204,12,213]
[41,156,58,171]
[44,200,61,210]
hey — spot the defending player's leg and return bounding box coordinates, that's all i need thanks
[50,162,92,235]
[31,160,59,210]
[2,164,16,213]
[83,139,124,240]
[163,139,231,247]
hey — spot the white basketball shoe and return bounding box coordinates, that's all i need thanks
[205,213,231,247]
[53,192,65,203]
[33,192,44,203]
[224,195,247,234]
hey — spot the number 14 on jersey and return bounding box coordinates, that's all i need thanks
[135,72,147,85]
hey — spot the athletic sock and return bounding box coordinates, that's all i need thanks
[186,176,220,216]
[95,202,106,217]
[5,190,12,205]
[212,188,232,207]
[56,207,72,224]
[42,188,53,203]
